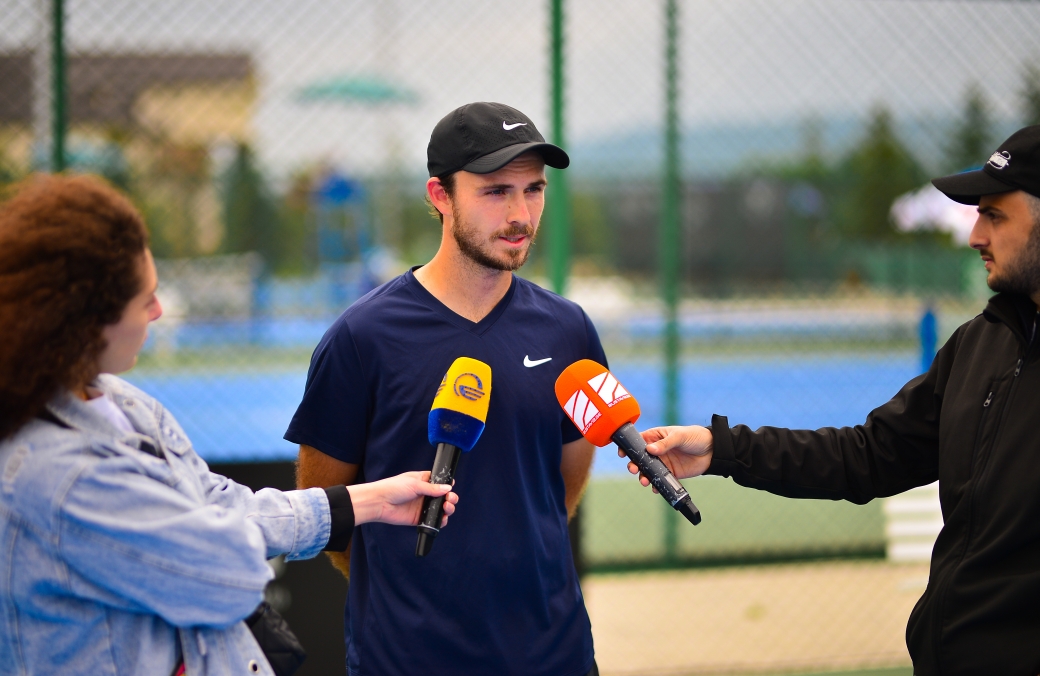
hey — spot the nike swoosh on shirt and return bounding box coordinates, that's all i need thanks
[524,355,552,367]
[503,121,528,130]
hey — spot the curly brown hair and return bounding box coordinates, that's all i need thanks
[0,174,149,439]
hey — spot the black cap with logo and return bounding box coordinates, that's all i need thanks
[427,102,570,178]
[932,125,1040,205]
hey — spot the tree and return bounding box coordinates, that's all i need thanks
[945,83,993,172]
[837,106,926,241]
[220,143,279,267]
[138,140,211,259]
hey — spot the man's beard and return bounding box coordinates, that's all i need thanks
[450,202,536,272]
[988,220,1040,297]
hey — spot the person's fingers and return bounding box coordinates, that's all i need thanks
[442,501,455,516]
[644,438,668,456]
[627,461,639,474]
[645,427,682,456]
[640,427,668,445]
[413,481,451,497]
[444,491,459,504]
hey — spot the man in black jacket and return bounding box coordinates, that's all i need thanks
[626,126,1040,675]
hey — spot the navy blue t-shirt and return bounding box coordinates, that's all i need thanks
[285,269,606,676]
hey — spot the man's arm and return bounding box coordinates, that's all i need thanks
[560,438,595,520]
[296,444,359,579]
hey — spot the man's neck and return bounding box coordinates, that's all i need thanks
[414,247,513,323]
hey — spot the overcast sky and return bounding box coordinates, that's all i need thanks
[5,0,1040,179]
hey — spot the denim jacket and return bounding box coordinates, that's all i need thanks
[0,375,332,675]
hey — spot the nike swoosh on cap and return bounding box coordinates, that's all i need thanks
[503,121,527,131]
[524,355,552,367]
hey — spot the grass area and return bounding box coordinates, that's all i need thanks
[135,346,314,373]
[129,336,921,383]
[607,338,920,360]
[582,476,885,569]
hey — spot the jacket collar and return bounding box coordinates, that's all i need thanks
[983,292,1038,346]
[44,377,173,457]
[46,388,126,438]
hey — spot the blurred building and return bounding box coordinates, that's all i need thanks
[0,51,258,258]
[0,51,255,166]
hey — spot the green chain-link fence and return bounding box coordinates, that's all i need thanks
[4,1,1040,673]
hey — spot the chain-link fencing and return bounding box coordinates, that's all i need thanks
[4,1,1039,673]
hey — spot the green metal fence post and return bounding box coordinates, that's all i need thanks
[547,0,570,297]
[549,0,584,577]
[662,0,681,563]
[51,0,66,172]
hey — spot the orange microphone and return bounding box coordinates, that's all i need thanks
[556,359,701,525]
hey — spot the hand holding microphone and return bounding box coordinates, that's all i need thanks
[555,360,701,526]
[347,471,459,527]
[416,357,492,557]
[622,425,714,486]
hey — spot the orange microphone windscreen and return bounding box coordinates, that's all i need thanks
[554,359,641,447]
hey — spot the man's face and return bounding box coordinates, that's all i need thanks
[446,152,547,272]
[970,190,1040,298]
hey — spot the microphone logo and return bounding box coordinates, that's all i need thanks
[453,373,486,401]
[588,371,630,407]
[563,388,602,435]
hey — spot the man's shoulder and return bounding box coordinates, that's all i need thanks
[322,274,418,338]
[341,273,415,321]
[512,276,588,320]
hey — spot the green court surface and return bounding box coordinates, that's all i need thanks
[582,476,885,569]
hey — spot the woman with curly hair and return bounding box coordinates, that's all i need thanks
[0,174,457,676]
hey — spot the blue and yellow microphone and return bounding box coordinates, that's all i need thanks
[416,357,492,557]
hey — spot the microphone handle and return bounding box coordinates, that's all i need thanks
[612,422,702,526]
[415,442,462,556]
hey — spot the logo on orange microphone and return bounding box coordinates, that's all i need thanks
[562,388,602,435]
[453,373,486,401]
[587,371,631,407]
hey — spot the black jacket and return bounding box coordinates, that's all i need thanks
[707,293,1040,675]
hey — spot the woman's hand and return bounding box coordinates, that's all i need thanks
[347,471,458,527]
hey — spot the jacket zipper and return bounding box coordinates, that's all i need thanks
[968,389,994,474]
[935,348,1025,667]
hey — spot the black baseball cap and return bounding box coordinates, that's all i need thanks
[932,125,1040,205]
[427,102,569,177]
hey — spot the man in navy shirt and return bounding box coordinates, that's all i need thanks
[287,102,604,676]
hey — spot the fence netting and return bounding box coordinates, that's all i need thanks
[4,1,1038,673]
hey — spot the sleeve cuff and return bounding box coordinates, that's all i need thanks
[323,485,355,552]
[705,414,738,477]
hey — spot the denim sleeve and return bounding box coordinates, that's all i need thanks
[56,455,296,628]
[199,469,332,561]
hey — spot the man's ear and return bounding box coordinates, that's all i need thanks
[427,177,452,220]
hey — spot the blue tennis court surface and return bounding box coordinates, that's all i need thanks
[126,353,921,470]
